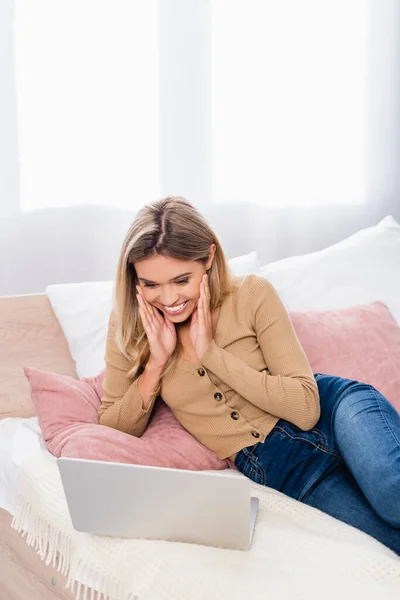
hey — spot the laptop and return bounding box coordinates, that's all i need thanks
[57,457,259,551]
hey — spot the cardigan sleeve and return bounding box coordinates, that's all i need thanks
[98,312,158,436]
[201,276,320,430]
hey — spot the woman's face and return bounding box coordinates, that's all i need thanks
[134,249,215,324]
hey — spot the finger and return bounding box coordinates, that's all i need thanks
[202,278,209,308]
[136,288,159,330]
[201,280,212,330]
[203,274,210,306]
[164,315,176,336]
[138,304,152,336]
[146,303,159,333]
[137,295,148,324]
[205,276,212,317]
[137,294,157,334]
[198,290,204,325]
[195,285,202,314]
[191,307,198,325]
[199,278,205,305]
[148,300,169,332]
[201,280,208,316]
[136,285,147,308]
[205,273,211,303]
[151,304,165,326]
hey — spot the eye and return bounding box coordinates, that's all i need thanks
[142,278,189,288]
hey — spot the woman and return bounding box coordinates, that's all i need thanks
[98,196,400,555]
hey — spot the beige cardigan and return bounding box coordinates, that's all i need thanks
[98,274,320,459]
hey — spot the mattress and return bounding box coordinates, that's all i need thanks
[0,416,52,515]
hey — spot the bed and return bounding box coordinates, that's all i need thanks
[1,217,400,600]
[0,293,77,600]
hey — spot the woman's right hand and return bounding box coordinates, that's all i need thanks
[136,285,177,369]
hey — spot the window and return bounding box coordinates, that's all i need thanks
[15,0,160,211]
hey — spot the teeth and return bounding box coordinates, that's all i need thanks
[164,301,186,313]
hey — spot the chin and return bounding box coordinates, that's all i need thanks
[173,307,195,324]
[175,314,192,326]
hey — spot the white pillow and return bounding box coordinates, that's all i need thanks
[47,280,114,379]
[46,251,260,379]
[260,215,400,324]
[227,250,260,275]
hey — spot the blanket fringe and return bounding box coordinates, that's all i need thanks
[10,496,137,600]
[11,498,71,577]
[11,498,137,600]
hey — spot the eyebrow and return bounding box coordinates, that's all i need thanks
[138,272,193,284]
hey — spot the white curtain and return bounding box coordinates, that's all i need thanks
[1,0,400,294]
[13,0,368,214]
[211,0,366,208]
[14,0,160,212]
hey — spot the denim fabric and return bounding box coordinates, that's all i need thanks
[234,373,400,555]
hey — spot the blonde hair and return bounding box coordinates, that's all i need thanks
[113,196,239,389]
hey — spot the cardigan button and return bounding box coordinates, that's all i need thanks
[197,368,205,376]
[214,392,223,401]
[230,411,239,420]
[251,431,260,438]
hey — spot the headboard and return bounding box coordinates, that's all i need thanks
[0,293,77,418]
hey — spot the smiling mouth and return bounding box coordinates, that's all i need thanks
[161,300,189,314]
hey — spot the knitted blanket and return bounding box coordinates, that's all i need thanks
[11,451,400,600]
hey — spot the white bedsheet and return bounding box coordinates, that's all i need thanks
[12,447,400,600]
[2,417,400,600]
[0,416,50,515]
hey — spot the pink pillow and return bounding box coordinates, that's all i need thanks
[290,301,400,412]
[24,300,399,468]
[23,367,229,471]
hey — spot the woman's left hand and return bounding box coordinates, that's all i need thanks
[190,273,213,362]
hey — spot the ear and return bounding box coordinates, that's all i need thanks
[205,243,216,270]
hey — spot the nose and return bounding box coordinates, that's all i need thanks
[160,286,180,307]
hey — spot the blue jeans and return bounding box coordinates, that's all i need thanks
[234,373,400,556]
